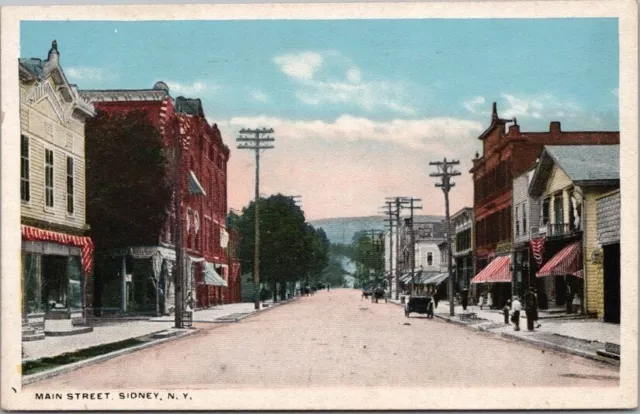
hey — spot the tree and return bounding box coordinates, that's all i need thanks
[234,194,330,301]
[351,233,385,288]
[85,110,172,312]
[85,109,172,249]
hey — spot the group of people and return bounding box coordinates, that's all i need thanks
[504,287,542,331]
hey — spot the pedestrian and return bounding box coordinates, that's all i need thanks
[524,287,538,331]
[487,291,494,310]
[511,296,522,331]
[533,288,541,328]
[461,288,469,311]
[185,291,195,312]
[503,299,511,324]
[478,293,485,310]
[433,287,440,308]
[572,293,581,314]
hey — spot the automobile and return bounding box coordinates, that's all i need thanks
[405,295,434,318]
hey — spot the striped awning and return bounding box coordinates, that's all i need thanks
[537,241,582,278]
[400,272,412,283]
[188,170,206,196]
[21,225,93,274]
[422,272,450,285]
[204,262,228,286]
[471,256,511,284]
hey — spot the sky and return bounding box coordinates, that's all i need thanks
[21,19,619,221]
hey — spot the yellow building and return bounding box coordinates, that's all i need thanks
[528,145,619,320]
[19,41,96,339]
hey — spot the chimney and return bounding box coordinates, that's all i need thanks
[508,123,520,136]
[550,121,561,133]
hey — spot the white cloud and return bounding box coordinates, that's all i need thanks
[273,50,416,115]
[463,96,486,115]
[217,114,483,152]
[251,90,269,103]
[165,80,216,96]
[66,66,109,82]
[273,52,323,80]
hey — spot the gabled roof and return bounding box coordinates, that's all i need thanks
[529,144,620,196]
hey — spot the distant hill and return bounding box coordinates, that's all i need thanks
[309,215,445,245]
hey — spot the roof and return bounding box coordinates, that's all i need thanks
[529,145,620,196]
[175,96,204,116]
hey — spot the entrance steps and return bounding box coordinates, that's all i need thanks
[44,318,93,337]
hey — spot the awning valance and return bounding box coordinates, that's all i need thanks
[537,241,582,278]
[471,256,511,284]
[21,225,93,274]
[188,170,206,196]
[204,262,228,286]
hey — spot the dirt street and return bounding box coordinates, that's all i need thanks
[27,288,619,389]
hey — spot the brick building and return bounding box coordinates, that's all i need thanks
[80,82,239,314]
[470,102,619,310]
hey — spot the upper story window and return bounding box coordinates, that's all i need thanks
[515,205,520,236]
[522,203,527,234]
[553,193,564,224]
[541,198,550,225]
[44,149,54,208]
[66,156,74,215]
[21,135,30,202]
[427,252,433,266]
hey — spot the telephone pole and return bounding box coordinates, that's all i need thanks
[429,158,461,316]
[400,197,422,289]
[386,197,407,299]
[380,201,397,298]
[237,128,275,310]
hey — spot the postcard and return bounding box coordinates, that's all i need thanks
[1,1,637,411]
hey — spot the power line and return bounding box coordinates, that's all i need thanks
[429,157,461,317]
[236,127,275,311]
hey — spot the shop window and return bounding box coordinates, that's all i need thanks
[21,135,30,202]
[68,256,83,309]
[45,148,54,208]
[23,253,43,314]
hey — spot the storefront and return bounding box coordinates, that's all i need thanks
[596,190,620,324]
[535,240,584,312]
[470,255,512,309]
[21,225,93,332]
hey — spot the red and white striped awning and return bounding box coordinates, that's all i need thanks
[471,256,511,284]
[536,241,582,278]
[21,225,94,274]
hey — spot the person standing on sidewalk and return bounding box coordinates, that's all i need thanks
[487,291,494,310]
[503,299,511,325]
[511,296,522,331]
[524,287,538,331]
[461,288,469,311]
[478,293,485,310]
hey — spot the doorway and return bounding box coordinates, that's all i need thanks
[603,243,620,324]
[41,255,68,311]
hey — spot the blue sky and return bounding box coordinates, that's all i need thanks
[21,19,619,220]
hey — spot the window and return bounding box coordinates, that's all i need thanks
[66,157,74,214]
[45,149,54,208]
[427,252,433,266]
[553,194,564,224]
[21,135,30,202]
[515,205,520,236]
[541,198,550,225]
[522,204,527,235]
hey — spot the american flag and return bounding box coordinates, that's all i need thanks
[530,236,546,267]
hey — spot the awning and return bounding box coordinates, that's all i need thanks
[21,225,93,274]
[537,241,582,278]
[204,262,228,286]
[400,272,412,283]
[422,272,450,285]
[471,256,511,284]
[188,170,206,196]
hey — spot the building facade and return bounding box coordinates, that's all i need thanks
[596,190,620,323]
[470,102,619,309]
[398,219,446,295]
[511,168,540,300]
[80,83,234,315]
[451,207,474,293]
[528,145,619,320]
[19,41,96,339]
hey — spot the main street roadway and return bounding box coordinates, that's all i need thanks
[27,288,619,389]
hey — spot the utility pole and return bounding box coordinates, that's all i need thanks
[381,201,396,298]
[429,158,461,316]
[400,198,422,291]
[173,116,192,329]
[237,128,275,310]
[386,197,406,300]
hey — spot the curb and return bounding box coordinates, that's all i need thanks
[240,297,299,322]
[499,331,620,367]
[21,329,199,386]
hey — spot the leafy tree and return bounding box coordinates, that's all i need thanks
[234,194,329,301]
[85,109,172,249]
[351,233,385,288]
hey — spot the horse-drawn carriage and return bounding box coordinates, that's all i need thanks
[404,295,434,318]
[361,288,373,299]
[371,287,387,303]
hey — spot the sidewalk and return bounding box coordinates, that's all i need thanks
[23,298,296,362]
[390,298,620,364]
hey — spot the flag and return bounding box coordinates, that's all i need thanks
[531,236,546,267]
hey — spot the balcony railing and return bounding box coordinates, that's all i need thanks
[545,222,579,237]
